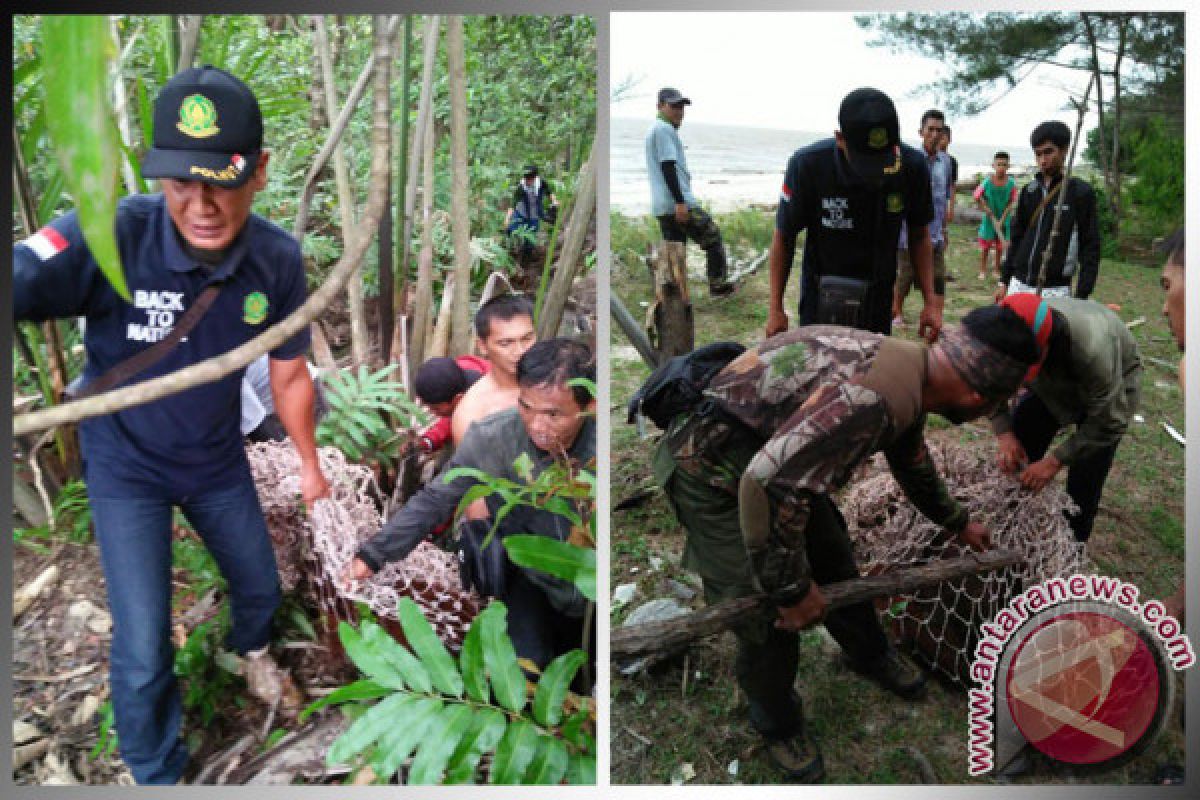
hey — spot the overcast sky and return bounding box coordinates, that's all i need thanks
[611,12,1099,150]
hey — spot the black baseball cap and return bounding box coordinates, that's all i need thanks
[413,357,468,404]
[523,164,538,177]
[657,87,691,106]
[142,65,263,188]
[837,87,902,180]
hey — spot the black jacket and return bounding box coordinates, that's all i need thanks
[1002,173,1101,299]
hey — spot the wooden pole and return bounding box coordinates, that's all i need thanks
[611,548,1023,659]
[648,242,693,357]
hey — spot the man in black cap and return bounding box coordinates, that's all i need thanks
[505,164,557,257]
[995,120,1101,302]
[766,87,942,340]
[644,86,734,296]
[14,65,328,784]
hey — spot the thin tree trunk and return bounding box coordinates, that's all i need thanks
[292,18,397,241]
[1109,17,1128,232]
[416,110,437,363]
[176,15,203,72]
[428,275,455,359]
[537,142,596,339]
[315,15,369,366]
[403,15,441,371]
[446,16,472,356]
[110,17,140,195]
[390,15,412,345]
[14,18,396,438]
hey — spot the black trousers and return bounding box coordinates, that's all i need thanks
[1011,390,1119,543]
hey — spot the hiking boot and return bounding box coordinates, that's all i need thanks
[764,728,825,783]
[846,650,928,700]
[244,650,305,710]
[709,279,735,297]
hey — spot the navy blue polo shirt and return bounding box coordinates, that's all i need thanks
[14,193,310,496]
[776,138,933,333]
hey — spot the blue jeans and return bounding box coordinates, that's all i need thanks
[88,474,281,784]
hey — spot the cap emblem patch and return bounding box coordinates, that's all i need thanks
[867,127,889,149]
[177,94,220,138]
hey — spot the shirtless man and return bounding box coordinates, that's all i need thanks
[451,293,537,445]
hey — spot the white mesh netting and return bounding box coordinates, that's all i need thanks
[843,442,1089,687]
[248,441,479,650]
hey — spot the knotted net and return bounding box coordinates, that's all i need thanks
[843,442,1089,687]
[248,441,479,652]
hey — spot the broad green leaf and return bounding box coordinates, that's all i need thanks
[458,609,489,703]
[489,718,539,784]
[523,736,568,785]
[338,621,406,690]
[513,452,535,481]
[478,603,527,713]
[560,708,592,750]
[396,597,463,698]
[326,691,412,766]
[445,708,506,784]
[453,483,496,520]
[368,695,441,781]
[504,535,596,601]
[565,752,596,785]
[41,15,129,300]
[299,678,389,723]
[407,703,474,784]
[362,618,432,694]
[532,650,586,727]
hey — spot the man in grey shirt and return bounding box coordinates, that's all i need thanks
[347,338,595,670]
[645,87,733,296]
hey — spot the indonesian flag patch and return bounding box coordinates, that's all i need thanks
[22,226,69,261]
[780,182,793,203]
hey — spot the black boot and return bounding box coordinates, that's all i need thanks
[845,649,928,700]
[704,244,734,296]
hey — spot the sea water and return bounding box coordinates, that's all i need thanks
[610,116,1034,217]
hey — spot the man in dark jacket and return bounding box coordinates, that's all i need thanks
[992,293,1141,543]
[997,120,1101,301]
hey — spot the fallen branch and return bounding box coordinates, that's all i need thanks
[13,564,60,619]
[13,738,51,772]
[229,713,351,785]
[12,663,97,683]
[611,549,1023,659]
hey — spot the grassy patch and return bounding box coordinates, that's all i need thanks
[609,210,1185,785]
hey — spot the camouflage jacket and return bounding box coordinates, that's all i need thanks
[674,326,968,605]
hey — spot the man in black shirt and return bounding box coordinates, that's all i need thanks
[996,120,1101,301]
[767,87,942,341]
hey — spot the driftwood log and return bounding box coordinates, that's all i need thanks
[611,548,1023,659]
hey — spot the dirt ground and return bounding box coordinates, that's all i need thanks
[11,532,358,786]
